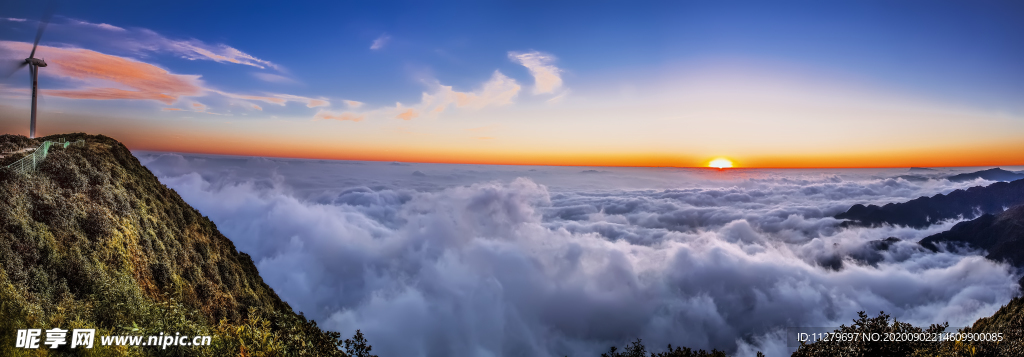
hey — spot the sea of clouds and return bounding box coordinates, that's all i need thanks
[137,153,1023,357]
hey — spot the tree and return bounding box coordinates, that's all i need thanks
[792,311,948,357]
[343,330,378,357]
[601,339,730,357]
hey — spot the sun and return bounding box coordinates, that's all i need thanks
[708,158,734,169]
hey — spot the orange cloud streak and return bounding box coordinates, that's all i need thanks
[43,87,180,104]
[396,109,418,120]
[314,110,364,122]
[307,99,329,108]
[1,41,203,104]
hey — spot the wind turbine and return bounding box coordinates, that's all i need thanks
[5,6,54,139]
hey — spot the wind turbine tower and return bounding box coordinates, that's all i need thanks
[5,7,53,139]
[26,51,48,139]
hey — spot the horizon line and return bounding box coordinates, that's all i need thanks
[128,148,1024,170]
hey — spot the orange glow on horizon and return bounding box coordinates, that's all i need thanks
[708,158,734,169]
[120,136,1024,169]
[4,108,1022,169]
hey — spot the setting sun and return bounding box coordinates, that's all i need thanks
[709,158,734,169]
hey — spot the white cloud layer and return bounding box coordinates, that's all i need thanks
[137,156,1020,357]
[509,51,564,94]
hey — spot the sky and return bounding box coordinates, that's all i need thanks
[2,0,1023,168]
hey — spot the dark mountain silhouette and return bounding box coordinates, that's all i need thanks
[0,134,358,356]
[908,167,937,172]
[920,204,1024,268]
[946,168,1024,182]
[835,179,1024,228]
[895,174,929,182]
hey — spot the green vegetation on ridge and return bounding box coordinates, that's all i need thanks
[0,133,352,356]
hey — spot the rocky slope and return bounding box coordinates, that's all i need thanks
[0,134,349,356]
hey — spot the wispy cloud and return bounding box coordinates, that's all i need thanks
[274,94,330,108]
[0,84,29,99]
[0,40,330,115]
[252,72,297,84]
[395,108,418,120]
[370,34,391,50]
[52,19,280,70]
[210,90,286,105]
[0,41,203,105]
[45,88,181,104]
[344,100,363,108]
[397,70,521,118]
[3,18,27,22]
[508,51,564,94]
[210,90,329,108]
[70,19,125,31]
[449,71,521,109]
[546,90,569,104]
[314,110,364,122]
[160,35,279,70]
[319,71,520,122]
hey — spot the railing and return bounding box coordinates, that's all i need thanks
[2,138,86,175]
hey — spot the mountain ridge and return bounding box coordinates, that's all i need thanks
[835,178,1024,228]
[947,168,1024,183]
[920,204,1024,269]
[0,133,353,356]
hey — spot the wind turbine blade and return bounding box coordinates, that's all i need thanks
[30,1,58,59]
[2,60,27,78]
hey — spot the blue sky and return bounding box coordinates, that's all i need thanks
[1,0,1022,167]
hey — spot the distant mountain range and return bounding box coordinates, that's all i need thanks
[920,204,1024,268]
[946,168,1024,182]
[836,178,1024,228]
[838,169,1024,272]
[894,167,1024,184]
